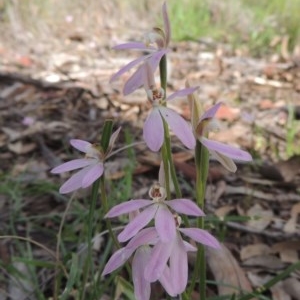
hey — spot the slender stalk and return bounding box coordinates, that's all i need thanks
[80,179,100,300]
[159,54,182,199]
[189,140,209,298]
[100,175,120,248]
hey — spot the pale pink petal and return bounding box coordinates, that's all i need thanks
[113,42,152,51]
[159,267,177,297]
[82,163,104,188]
[169,235,188,294]
[179,228,220,249]
[132,247,151,300]
[123,64,145,95]
[143,108,164,152]
[51,158,95,173]
[58,167,90,194]
[159,107,195,149]
[102,247,132,276]
[123,49,168,95]
[118,205,157,242]
[144,240,173,282]
[127,227,158,250]
[166,86,199,101]
[183,241,197,252]
[147,48,169,70]
[110,55,148,82]
[105,199,152,218]
[166,199,205,216]
[106,126,121,156]
[199,102,222,123]
[155,205,176,242]
[209,149,237,172]
[200,137,252,161]
[162,2,171,46]
[70,139,92,153]
[142,61,155,91]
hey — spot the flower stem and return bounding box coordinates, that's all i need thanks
[100,175,120,248]
[189,140,209,299]
[159,55,182,199]
[80,178,100,300]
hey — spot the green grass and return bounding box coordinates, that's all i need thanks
[167,0,300,55]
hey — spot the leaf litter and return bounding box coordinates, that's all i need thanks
[0,14,300,300]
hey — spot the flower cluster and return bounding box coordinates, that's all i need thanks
[50,2,253,300]
[102,183,220,299]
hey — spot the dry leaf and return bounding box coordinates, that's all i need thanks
[242,255,286,270]
[247,203,273,231]
[8,141,36,154]
[207,244,253,296]
[284,202,300,233]
[240,244,271,261]
[282,278,300,300]
[272,241,300,263]
[270,282,291,300]
[215,205,235,218]
[247,271,273,287]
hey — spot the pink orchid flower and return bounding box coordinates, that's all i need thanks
[110,2,171,95]
[105,183,204,243]
[187,82,252,172]
[142,63,197,152]
[144,215,220,295]
[102,228,159,300]
[51,127,121,194]
[102,227,196,299]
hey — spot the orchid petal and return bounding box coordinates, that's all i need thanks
[106,127,121,156]
[118,205,157,242]
[113,42,151,51]
[51,158,95,173]
[143,108,164,152]
[70,139,92,153]
[123,49,168,95]
[166,86,199,101]
[162,2,171,46]
[81,163,104,188]
[155,205,176,242]
[170,235,188,294]
[144,240,173,282]
[110,55,148,82]
[199,102,223,123]
[210,149,237,172]
[127,227,158,250]
[183,241,197,252]
[159,267,177,297]
[102,247,132,276]
[179,228,220,249]
[159,107,195,149]
[105,199,152,218]
[123,64,145,95]
[166,199,205,216]
[201,137,252,161]
[132,247,151,300]
[58,167,91,194]
[147,48,169,69]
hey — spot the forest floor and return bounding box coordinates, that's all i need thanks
[0,3,300,299]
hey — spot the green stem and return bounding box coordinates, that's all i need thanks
[100,176,120,248]
[80,179,100,300]
[100,175,132,278]
[189,140,209,299]
[159,54,182,200]
[159,55,167,92]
